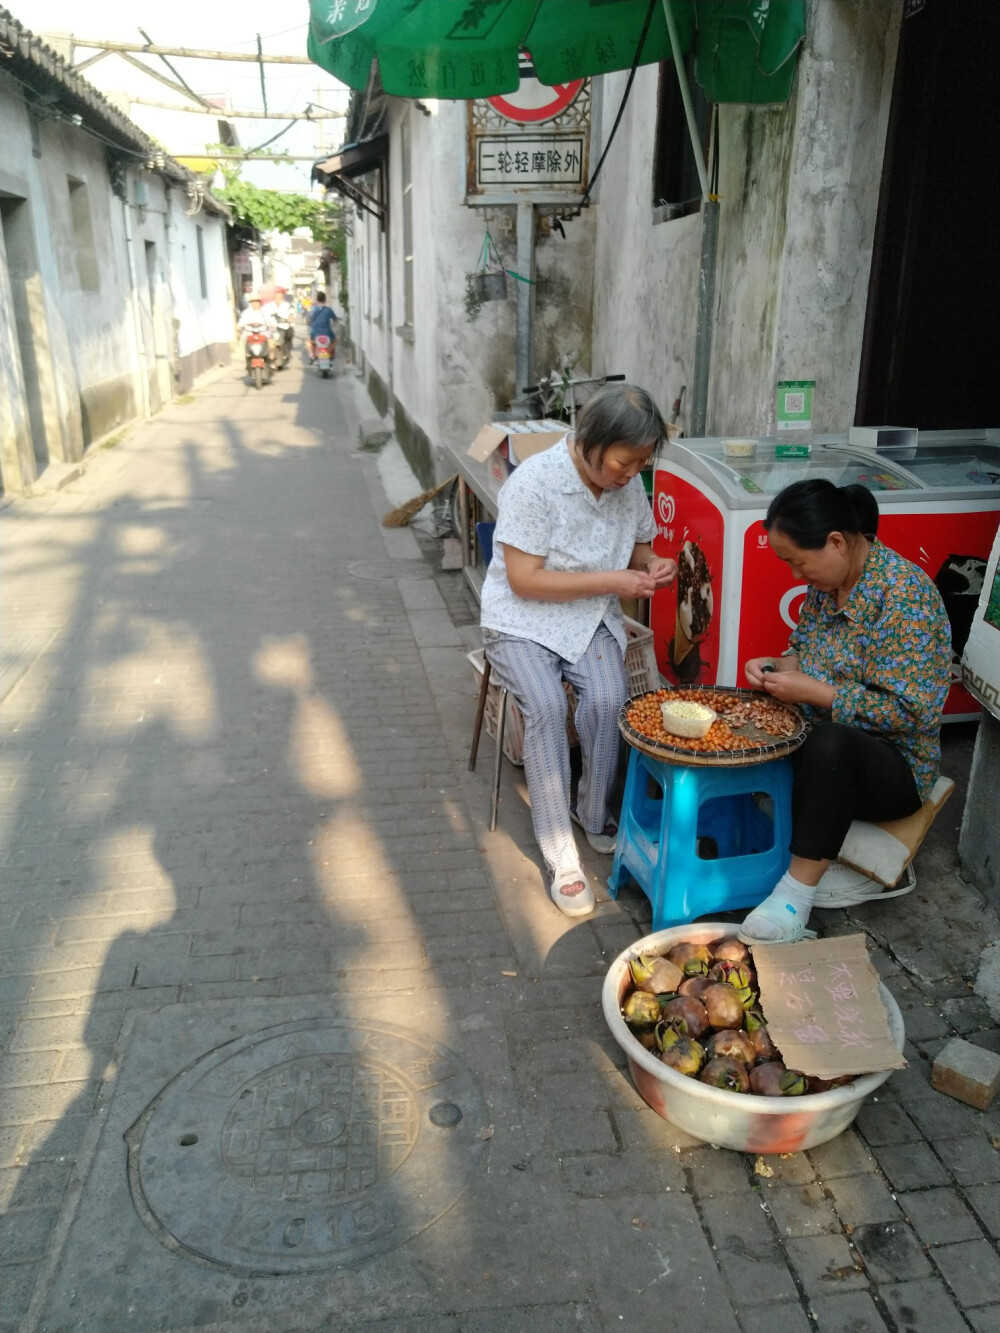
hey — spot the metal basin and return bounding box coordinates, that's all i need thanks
[602,922,905,1155]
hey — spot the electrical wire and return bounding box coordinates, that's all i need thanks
[245,117,298,154]
[222,23,308,49]
[560,0,657,222]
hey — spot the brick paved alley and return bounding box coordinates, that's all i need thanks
[1,354,999,1333]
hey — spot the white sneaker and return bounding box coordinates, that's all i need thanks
[570,808,617,855]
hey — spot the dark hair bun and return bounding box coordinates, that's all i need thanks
[841,484,879,540]
[764,478,879,549]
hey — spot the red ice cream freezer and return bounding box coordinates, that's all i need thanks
[651,431,1000,720]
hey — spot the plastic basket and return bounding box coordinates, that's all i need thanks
[623,615,659,698]
[468,649,527,765]
[469,617,657,768]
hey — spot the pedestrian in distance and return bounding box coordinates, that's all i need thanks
[479,383,677,917]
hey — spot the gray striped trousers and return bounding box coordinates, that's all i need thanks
[483,624,627,878]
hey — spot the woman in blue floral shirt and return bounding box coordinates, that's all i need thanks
[739,479,952,944]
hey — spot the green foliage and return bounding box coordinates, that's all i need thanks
[208,146,345,258]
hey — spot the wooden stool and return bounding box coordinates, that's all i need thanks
[837,776,956,885]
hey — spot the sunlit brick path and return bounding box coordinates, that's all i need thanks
[2,353,997,1333]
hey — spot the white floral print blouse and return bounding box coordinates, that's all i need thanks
[480,436,655,663]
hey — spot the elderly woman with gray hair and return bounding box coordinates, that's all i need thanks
[480,383,677,917]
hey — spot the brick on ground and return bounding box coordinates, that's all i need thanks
[807,1292,890,1331]
[899,1187,984,1246]
[783,1233,868,1297]
[931,1037,1000,1111]
[849,1220,934,1283]
[879,1278,966,1333]
[931,1238,1000,1308]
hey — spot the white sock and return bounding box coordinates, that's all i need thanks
[742,871,817,941]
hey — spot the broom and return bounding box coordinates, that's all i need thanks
[381,473,458,528]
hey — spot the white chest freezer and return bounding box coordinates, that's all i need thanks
[651,431,1000,720]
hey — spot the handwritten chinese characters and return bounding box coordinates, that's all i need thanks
[776,960,873,1051]
[752,935,905,1079]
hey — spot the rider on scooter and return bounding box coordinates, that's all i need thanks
[238,295,278,373]
[306,292,337,363]
[238,294,276,340]
[273,287,295,361]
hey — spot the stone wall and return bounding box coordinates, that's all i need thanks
[346,96,596,477]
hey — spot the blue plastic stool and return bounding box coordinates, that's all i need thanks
[608,749,794,930]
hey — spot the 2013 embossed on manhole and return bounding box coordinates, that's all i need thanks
[125,1019,489,1274]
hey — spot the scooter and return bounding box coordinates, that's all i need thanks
[314,333,334,378]
[244,331,272,390]
[275,319,293,368]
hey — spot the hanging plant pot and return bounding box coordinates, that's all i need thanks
[468,270,507,302]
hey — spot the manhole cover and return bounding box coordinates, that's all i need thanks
[125,1019,488,1274]
[346,559,432,582]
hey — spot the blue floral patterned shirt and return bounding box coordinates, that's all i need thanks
[788,540,952,801]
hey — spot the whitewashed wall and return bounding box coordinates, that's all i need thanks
[592,0,902,437]
[591,62,701,425]
[166,195,235,377]
[347,95,596,474]
[710,0,901,434]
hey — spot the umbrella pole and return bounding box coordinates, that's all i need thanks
[691,198,719,437]
[661,0,710,199]
[661,0,716,436]
[515,201,534,398]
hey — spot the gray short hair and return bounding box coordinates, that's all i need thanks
[575,383,666,463]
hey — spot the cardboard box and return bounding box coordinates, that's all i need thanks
[467,419,566,485]
[848,425,918,457]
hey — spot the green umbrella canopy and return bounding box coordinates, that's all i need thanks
[308,0,804,105]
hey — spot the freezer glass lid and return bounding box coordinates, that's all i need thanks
[698,445,919,497]
[899,444,1000,488]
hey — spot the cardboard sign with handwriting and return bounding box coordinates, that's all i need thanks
[750,934,905,1079]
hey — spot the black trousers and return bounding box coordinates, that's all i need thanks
[790,721,921,862]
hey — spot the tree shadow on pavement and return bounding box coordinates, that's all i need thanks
[0,378,504,1331]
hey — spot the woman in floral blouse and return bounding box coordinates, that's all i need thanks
[480,384,677,917]
[739,478,952,944]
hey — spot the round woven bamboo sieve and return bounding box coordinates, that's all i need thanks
[619,686,810,768]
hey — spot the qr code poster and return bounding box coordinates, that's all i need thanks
[776,380,814,432]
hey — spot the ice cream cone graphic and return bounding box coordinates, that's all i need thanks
[672,615,697,668]
[669,540,713,681]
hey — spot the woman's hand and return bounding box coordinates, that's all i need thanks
[610,568,659,599]
[504,546,659,602]
[761,670,836,709]
[647,556,678,588]
[745,655,790,687]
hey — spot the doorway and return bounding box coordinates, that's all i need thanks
[0,193,51,472]
[856,0,1000,428]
